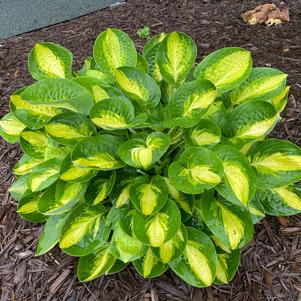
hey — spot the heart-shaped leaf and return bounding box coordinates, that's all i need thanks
[93,28,137,75]
[45,112,96,145]
[168,147,224,194]
[129,175,168,216]
[29,42,73,80]
[194,47,252,94]
[133,199,181,247]
[157,32,197,85]
[247,138,301,188]
[118,132,170,170]
[115,67,161,108]
[169,227,217,288]
[166,80,217,128]
[71,135,124,170]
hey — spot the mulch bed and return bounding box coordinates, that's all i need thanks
[1,0,301,300]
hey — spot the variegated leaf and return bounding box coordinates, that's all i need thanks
[168,147,224,194]
[77,245,116,281]
[152,224,187,263]
[13,154,43,176]
[195,192,254,251]
[129,175,168,216]
[157,32,197,84]
[83,70,115,86]
[142,33,167,82]
[20,78,94,116]
[90,97,145,130]
[29,42,73,80]
[59,203,109,256]
[166,80,217,128]
[17,193,47,223]
[20,128,52,159]
[221,101,279,145]
[45,112,96,145]
[188,119,221,147]
[9,175,30,201]
[248,138,301,188]
[71,135,124,170]
[164,177,194,218]
[214,250,240,285]
[133,199,181,247]
[136,53,149,74]
[133,248,168,278]
[93,28,137,75]
[115,67,161,108]
[248,195,266,224]
[38,180,87,215]
[10,91,62,130]
[72,76,112,101]
[26,158,61,192]
[194,47,252,94]
[169,227,217,288]
[60,154,98,183]
[271,86,289,113]
[118,132,170,170]
[109,223,147,262]
[214,145,257,206]
[230,67,287,105]
[255,185,301,216]
[84,171,116,205]
[0,112,26,143]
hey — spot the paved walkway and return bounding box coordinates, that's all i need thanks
[0,0,123,38]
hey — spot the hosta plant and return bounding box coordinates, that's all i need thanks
[2,28,301,288]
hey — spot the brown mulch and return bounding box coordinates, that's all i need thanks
[1,0,301,300]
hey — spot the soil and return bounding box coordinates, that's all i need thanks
[0,0,301,300]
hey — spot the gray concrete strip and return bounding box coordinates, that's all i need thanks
[0,0,125,38]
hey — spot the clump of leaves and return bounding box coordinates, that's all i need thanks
[1,28,301,288]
